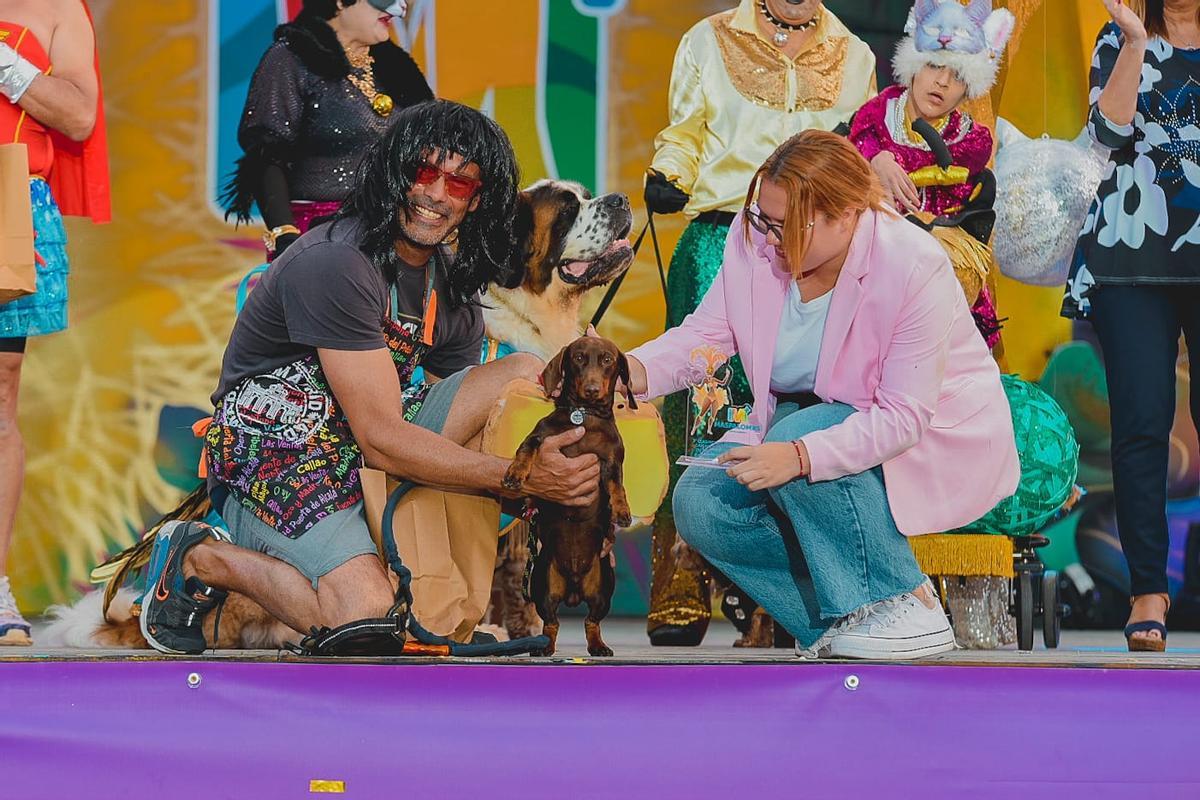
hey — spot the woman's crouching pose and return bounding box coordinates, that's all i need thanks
[625,131,1020,659]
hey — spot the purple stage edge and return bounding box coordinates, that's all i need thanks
[3,660,1198,799]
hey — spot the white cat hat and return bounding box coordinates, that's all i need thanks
[892,0,1017,99]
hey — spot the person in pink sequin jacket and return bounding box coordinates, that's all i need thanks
[851,83,992,218]
[847,0,1015,349]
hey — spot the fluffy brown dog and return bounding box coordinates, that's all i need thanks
[502,336,634,657]
[42,584,291,650]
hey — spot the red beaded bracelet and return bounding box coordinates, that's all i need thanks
[791,440,808,477]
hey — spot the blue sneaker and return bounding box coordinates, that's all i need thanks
[139,521,230,655]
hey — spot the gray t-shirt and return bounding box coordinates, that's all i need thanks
[213,218,484,404]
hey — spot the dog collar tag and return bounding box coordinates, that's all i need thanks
[570,409,585,425]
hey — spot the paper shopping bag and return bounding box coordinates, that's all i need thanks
[362,468,501,643]
[0,143,35,305]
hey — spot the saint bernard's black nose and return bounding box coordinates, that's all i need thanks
[599,193,629,211]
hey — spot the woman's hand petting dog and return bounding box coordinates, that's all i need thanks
[720,441,808,492]
[504,427,601,507]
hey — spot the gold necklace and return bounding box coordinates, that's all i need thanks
[344,46,394,117]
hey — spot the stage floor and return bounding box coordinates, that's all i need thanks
[6,619,1200,798]
[10,617,1200,669]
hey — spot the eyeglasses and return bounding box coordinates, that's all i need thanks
[747,206,815,240]
[412,163,483,200]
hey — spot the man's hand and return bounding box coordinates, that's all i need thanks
[521,428,601,507]
[719,442,806,492]
[871,151,920,213]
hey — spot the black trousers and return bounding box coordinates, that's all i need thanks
[1089,284,1200,596]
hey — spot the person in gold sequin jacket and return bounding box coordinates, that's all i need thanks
[643,0,876,649]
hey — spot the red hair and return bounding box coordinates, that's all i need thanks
[744,129,887,277]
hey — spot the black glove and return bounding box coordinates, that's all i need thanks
[273,232,300,257]
[644,169,690,215]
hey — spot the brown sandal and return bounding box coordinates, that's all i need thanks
[1125,593,1170,652]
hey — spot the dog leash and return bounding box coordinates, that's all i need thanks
[381,482,551,657]
[589,210,670,330]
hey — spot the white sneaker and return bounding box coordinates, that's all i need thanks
[0,576,32,646]
[829,579,955,660]
[794,603,878,659]
[794,641,831,660]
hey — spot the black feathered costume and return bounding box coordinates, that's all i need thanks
[222,11,432,237]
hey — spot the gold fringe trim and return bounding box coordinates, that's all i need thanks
[913,218,992,305]
[909,533,1015,578]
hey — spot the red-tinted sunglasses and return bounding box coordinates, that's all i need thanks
[412,163,483,200]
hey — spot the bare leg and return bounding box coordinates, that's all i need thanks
[440,353,543,446]
[913,583,938,609]
[185,541,395,633]
[0,353,24,577]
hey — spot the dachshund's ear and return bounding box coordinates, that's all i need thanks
[541,348,566,399]
[617,352,637,411]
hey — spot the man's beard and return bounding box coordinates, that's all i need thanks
[398,199,456,246]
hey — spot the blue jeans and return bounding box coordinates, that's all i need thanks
[673,402,925,647]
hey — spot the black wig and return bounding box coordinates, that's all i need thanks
[301,0,362,21]
[334,99,523,307]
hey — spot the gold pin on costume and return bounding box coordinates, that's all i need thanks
[346,47,393,117]
[371,93,394,117]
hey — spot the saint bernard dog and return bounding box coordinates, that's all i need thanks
[483,179,634,359]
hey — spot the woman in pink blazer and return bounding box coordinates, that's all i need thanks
[626,131,1020,659]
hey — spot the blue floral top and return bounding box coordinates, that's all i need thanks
[1063,24,1200,318]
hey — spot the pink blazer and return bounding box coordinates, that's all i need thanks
[629,209,1020,536]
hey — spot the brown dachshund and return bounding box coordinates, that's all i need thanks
[502,336,635,657]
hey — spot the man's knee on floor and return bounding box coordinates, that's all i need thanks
[765,402,855,444]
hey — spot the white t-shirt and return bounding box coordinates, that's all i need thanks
[770,281,833,394]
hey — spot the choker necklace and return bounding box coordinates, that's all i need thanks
[759,0,820,46]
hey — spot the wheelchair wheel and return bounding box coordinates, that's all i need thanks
[1016,570,1035,651]
[1042,570,1061,649]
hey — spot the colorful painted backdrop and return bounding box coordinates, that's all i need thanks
[13,0,1106,611]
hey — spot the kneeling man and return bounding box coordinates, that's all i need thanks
[142,100,597,654]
